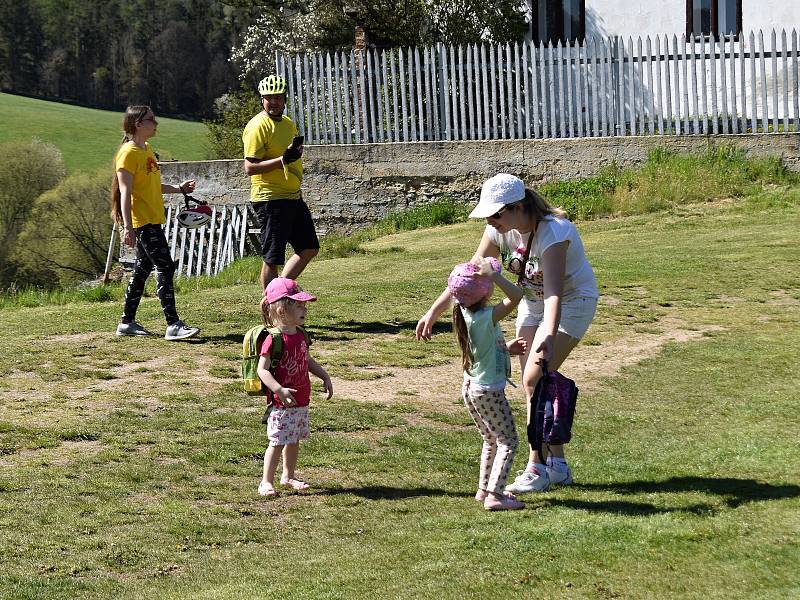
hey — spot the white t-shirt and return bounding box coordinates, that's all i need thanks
[486,216,598,301]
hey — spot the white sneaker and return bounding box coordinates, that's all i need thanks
[505,468,551,494]
[164,320,200,341]
[116,321,151,336]
[547,465,574,486]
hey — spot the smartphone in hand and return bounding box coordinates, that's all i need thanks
[290,135,304,150]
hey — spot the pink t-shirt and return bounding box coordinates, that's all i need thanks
[260,330,311,408]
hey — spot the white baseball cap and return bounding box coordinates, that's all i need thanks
[468,173,526,218]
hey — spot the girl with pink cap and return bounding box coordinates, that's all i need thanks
[447,257,528,510]
[256,277,333,497]
[418,174,598,494]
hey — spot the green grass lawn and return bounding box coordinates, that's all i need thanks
[0,93,207,174]
[0,195,798,598]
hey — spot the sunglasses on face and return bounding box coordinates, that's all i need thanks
[139,117,158,125]
[489,207,507,220]
[489,200,523,220]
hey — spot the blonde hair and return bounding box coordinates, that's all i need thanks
[110,105,152,224]
[262,297,295,327]
[452,299,485,374]
[519,188,567,221]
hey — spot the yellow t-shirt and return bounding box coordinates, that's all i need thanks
[115,142,165,228]
[242,112,302,201]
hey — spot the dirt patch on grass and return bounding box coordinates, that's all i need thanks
[44,332,108,344]
[3,310,725,428]
[0,439,103,467]
[766,289,800,305]
[328,315,724,409]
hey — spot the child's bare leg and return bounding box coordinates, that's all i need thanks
[280,443,308,489]
[281,443,299,480]
[260,444,283,494]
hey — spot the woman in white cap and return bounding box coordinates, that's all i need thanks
[416,173,598,494]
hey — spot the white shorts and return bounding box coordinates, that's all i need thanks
[516,296,598,340]
[265,406,310,446]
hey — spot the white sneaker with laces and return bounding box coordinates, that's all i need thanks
[164,320,200,341]
[547,465,574,486]
[505,468,551,493]
[116,321,151,336]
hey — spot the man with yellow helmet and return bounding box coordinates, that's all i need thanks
[243,74,320,290]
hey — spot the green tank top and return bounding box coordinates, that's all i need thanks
[462,306,511,387]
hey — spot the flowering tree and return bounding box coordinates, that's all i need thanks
[230,8,322,82]
[229,0,527,81]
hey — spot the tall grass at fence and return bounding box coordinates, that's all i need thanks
[608,145,797,214]
[542,145,798,219]
[318,198,471,259]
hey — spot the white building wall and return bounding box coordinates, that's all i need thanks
[743,1,800,33]
[585,0,684,39]
[583,1,800,40]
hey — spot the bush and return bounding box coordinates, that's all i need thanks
[204,89,262,159]
[0,138,66,288]
[14,170,112,287]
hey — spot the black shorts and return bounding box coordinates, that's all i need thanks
[253,199,320,265]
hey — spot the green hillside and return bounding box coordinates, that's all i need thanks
[0,93,208,174]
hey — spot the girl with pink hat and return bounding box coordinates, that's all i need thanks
[418,174,598,494]
[256,277,333,497]
[447,257,528,510]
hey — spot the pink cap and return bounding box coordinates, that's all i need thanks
[264,277,317,304]
[447,258,501,306]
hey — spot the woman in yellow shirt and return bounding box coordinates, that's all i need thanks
[111,105,199,340]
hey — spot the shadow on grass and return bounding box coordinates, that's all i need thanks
[318,485,463,500]
[558,476,800,515]
[310,320,451,339]
[203,332,246,344]
[201,321,450,344]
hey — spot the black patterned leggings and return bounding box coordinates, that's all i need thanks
[121,224,179,326]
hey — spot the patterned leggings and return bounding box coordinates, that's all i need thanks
[122,224,178,325]
[462,381,519,494]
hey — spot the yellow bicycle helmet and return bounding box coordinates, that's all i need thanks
[258,75,287,96]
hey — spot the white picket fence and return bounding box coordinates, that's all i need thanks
[117,204,258,278]
[163,203,257,278]
[276,28,800,143]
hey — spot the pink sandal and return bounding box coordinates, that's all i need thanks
[484,492,525,511]
[281,478,310,491]
[258,481,277,497]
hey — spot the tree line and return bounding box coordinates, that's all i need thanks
[0,0,253,118]
[1,0,527,119]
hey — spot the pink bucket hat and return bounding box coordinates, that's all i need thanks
[264,277,317,304]
[447,258,501,306]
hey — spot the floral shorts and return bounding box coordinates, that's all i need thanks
[265,406,310,446]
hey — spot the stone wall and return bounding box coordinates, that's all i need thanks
[160,133,800,235]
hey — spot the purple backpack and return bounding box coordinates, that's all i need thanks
[527,363,578,457]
